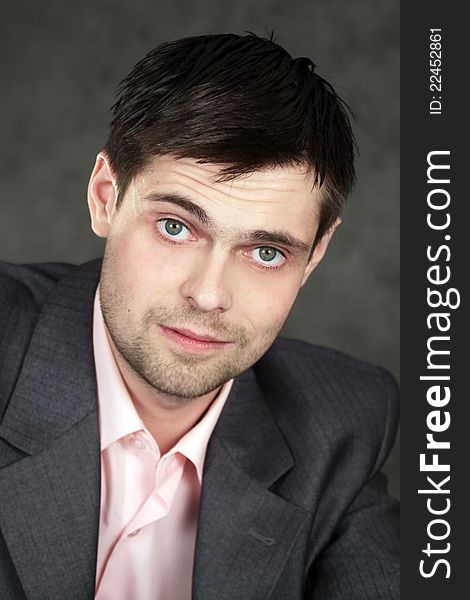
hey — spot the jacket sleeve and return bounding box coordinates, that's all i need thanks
[306,471,399,599]
[305,367,400,599]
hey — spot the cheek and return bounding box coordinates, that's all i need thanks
[239,278,300,334]
[106,230,190,303]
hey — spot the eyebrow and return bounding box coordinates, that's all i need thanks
[143,192,312,254]
[236,230,311,254]
[143,192,211,226]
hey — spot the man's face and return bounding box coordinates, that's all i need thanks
[89,155,336,401]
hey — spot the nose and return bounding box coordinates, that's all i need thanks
[181,250,233,313]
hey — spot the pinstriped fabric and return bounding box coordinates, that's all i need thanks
[253,343,399,598]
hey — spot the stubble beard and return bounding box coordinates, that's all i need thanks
[99,253,281,403]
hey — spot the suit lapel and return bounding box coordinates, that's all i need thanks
[192,371,309,600]
[0,415,100,600]
[0,261,102,600]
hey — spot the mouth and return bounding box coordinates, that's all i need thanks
[158,325,232,353]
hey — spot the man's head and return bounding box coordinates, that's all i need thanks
[104,32,356,246]
[87,33,356,402]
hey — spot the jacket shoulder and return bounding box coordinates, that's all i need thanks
[0,261,74,312]
[0,262,77,420]
[255,337,399,474]
[257,337,398,397]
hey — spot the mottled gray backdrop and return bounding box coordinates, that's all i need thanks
[0,0,399,496]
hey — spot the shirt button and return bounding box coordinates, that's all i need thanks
[128,529,140,537]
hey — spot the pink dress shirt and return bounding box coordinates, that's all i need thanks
[92,291,232,600]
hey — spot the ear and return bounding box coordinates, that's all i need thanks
[87,152,119,238]
[300,218,342,287]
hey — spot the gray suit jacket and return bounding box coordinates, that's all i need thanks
[0,260,399,599]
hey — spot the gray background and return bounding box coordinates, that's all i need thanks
[0,0,399,497]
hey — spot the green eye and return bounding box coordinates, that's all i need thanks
[258,247,277,261]
[158,218,190,240]
[165,219,184,236]
[251,246,285,268]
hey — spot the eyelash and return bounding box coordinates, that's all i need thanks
[155,217,288,270]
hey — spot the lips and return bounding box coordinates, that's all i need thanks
[158,324,231,353]
[168,327,227,343]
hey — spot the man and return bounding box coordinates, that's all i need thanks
[0,33,399,599]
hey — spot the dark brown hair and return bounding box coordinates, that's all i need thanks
[105,33,357,243]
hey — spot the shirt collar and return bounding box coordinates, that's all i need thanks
[170,379,231,482]
[92,289,232,480]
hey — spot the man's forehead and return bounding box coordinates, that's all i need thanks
[134,156,321,217]
[137,155,320,200]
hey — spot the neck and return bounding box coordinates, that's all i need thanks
[109,342,220,455]
[127,377,220,455]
